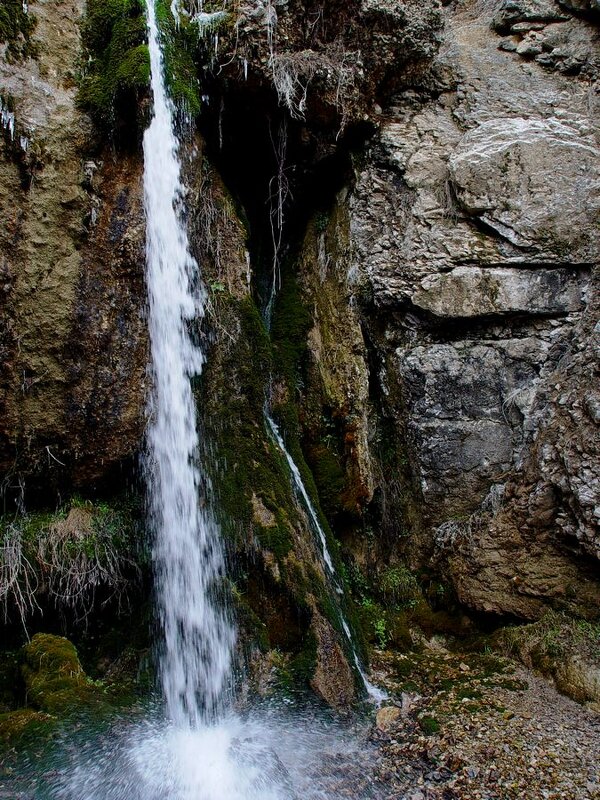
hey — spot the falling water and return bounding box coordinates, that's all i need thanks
[143,0,234,726]
[39,4,389,797]
[265,413,387,704]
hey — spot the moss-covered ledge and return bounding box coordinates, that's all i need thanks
[0,633,141,761]
[77,0,150,136]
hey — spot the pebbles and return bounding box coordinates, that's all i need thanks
[370,647,600,799]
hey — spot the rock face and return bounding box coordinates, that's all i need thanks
[0,0,148,492]
[0,0,598,664]
[448,117,600,259]
[344,0,600,617]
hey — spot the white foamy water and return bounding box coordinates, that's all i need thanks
[143,0,234,726]
[55,707,381,800]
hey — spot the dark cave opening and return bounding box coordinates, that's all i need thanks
[196,80,368,310]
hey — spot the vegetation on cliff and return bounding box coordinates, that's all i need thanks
[0,0,37,62]
[77,0,231,134]
[198,294,355,697]
[78,0,150,134]
[0,496,145,627]
[0,632,140,758]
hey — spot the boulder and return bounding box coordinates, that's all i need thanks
[449,117,600,261]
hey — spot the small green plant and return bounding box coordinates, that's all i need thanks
[418,715,440,735]
[359,597,389,649]
[374,617,388,649]
[380,565,421,608]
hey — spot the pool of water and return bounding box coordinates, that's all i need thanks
[4,701,384,800]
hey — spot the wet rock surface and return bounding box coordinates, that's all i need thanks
[0,0,148,492]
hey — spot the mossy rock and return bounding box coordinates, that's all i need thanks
[155,0,202,114]
[199,292,358,694]
[0,650,20,712]
[78,0,150,134]
[271,273,312,388]
[0,0,38,62]
[21,633,110,715]
[0,708,55,749]
[22,634,83,706]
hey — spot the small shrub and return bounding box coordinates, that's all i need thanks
[418,714,440,735]
[374,617,388,649]
[380,565,421,608]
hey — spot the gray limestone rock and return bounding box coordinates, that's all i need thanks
[493,0,571,32]
[558,0,600,16]
[411,266,588,318]
[345,0,600,615]
[448,117,600,259]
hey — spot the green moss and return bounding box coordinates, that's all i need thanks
[155,0,201,114]
[0,650,20,713]
[418,714,440,735]
[21,634,84,709]
[255,518,293,560]
[201,296,302,566]
[308,444,346,520]
[0,0,37,62]
[20,634,116,715]
[271,274,312,388]
[198,295,353,690]
[314,211,329,234]
[78,0,149,132]
[286,631,318,688]
[263,628,319,695]
[231,585,270,653]
[0,708,55,749]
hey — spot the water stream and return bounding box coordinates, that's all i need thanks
[265,413,387,705]
[143,0,234,727]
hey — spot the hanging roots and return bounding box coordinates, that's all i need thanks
[0,503,142,630]
[270,48,355,125]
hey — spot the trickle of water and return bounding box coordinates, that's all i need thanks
[265,413,387,705]
[143,0,234,727]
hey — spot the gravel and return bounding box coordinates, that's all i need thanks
[368,645,600,799]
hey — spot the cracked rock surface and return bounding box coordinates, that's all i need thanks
[348,0,600,616]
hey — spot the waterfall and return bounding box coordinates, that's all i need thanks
[143,0,234,727]
[25,5,389,797]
